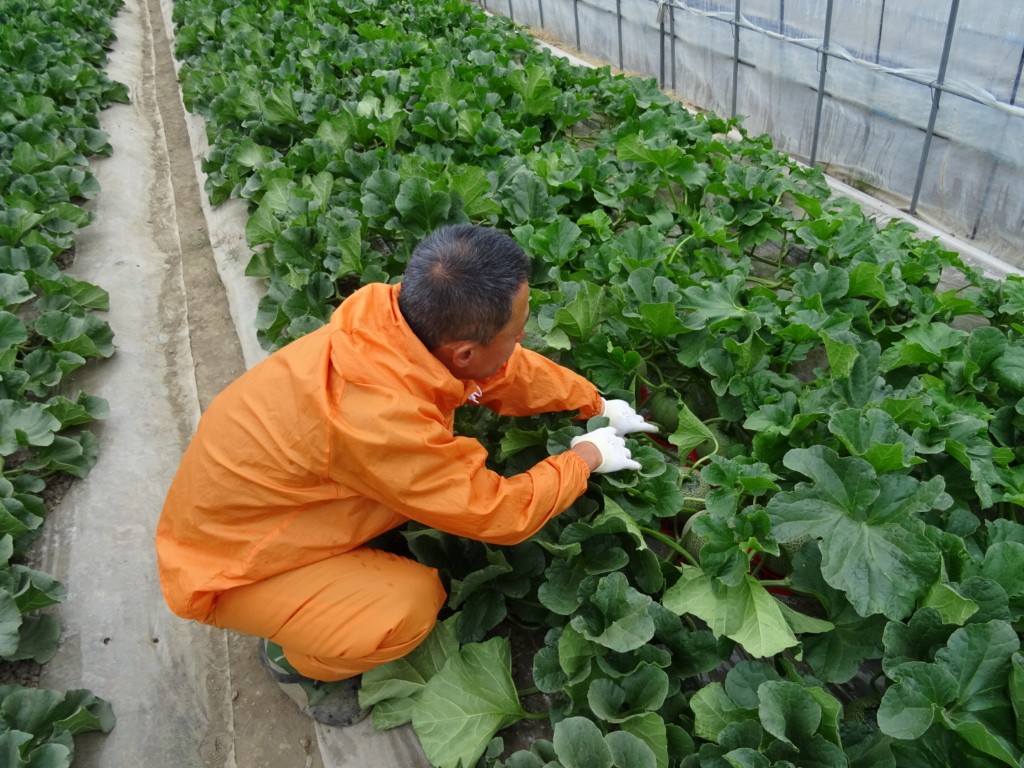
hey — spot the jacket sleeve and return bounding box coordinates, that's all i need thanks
[474,345,604,418]
[328,381,592,545]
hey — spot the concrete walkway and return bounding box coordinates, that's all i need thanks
[35,0,428,765]
[32,1,1020,766]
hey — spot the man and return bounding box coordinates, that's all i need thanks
[155,224,656,725]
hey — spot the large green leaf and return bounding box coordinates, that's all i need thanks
[992,342,1024,395]
[0,400,60,456]
[789,547,888,684]
[588,663,669,724]
[395,177,452,238]
[0,312,27,351]
[606,730,657,768]
[678,275,752,331]
[552,716,613,768]
[766,446,945,619]
[411,637,526,768]
[554,283,612,341]
[757,680,842,750]
[0,685,115,743]
[9,614,62,664]
[663,567,825,657]
[498,167,562,226]
[619,712,670,768]
[880,322,968,371]
[508,65,559,115]
[0,208,44,246]
[0,274,34,309]
[667,402,716,456]
[22,434,100,478]
[827,408,919,473]
[690,682,758,742]
[0,591,23,657]
[358,616,459,729]
[878,620,1022,765]
[448,165,499,218]
[33,312,114,359]
[881,664,957,739]
[569,572,655,653]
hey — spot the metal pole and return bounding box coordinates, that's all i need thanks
[617,0,624,71]
[874,0,886,64]
[538,0,545,28]
[573,0,581,51]
[731,0,741,118]
[809,0,835,166]
[1011,45,1024,105]
[670,2,676,93]
[910,0,961,214]
[507,0,513,22]
[779,0,784,34]
[659,2,666,88]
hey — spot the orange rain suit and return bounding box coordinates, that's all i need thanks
[155,283,603,680]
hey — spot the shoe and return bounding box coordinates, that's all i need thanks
[257,638,370,727]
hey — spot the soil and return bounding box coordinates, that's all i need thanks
[503,622,558,754]
[0,473,75,690]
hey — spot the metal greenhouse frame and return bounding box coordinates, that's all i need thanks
[486,0,1024,269]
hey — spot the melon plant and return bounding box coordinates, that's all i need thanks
[0,0,120,758]
[171,0,1024,765]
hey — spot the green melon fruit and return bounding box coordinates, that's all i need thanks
[646,391,680,433]
[695,424,735,458]
[680,510,708,559]
[781,533,814,555]
[763,533,815,574]
[680,472,711,512]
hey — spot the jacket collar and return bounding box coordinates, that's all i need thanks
[328,283,483,412]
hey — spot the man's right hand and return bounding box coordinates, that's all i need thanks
[570,426,642,473]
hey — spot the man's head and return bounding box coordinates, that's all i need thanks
[399,225,531,380]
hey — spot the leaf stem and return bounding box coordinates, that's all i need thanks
[639,433,678,460]
[688,450,716,473]
[746,274,783,289]
[520,710,549,720]
[665,180,681,212]
[666,233,694,266]
[757,579,823,601]
[639,525,698,566]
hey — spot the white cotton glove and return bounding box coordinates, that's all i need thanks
[571,426,642,474]
[601,398,659,436]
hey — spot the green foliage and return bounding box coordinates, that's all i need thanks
[0,685,114,767]
[0,0,119,755]
[172,0,1024,764]
[360,617,530,768]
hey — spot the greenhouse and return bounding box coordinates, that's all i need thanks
[499,0,1024,272]
[1,0,1023,766]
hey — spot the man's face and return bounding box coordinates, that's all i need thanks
[461,281,530,380]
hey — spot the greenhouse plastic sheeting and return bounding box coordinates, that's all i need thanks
[496,0,1024,268]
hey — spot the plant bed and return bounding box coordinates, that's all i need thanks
[1,0,125,759]
[168,0,1024,764]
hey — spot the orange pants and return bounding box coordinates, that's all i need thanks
[211,547,446,681]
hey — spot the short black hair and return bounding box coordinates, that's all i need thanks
[398,225,530,351]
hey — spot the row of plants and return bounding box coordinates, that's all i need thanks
[0,0,122,762]
[172,0,1024,765]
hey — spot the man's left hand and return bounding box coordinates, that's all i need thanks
[601,399,659,436]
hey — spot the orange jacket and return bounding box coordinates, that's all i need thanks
[156,283,603,622]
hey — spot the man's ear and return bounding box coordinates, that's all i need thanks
[434,339,478,374]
